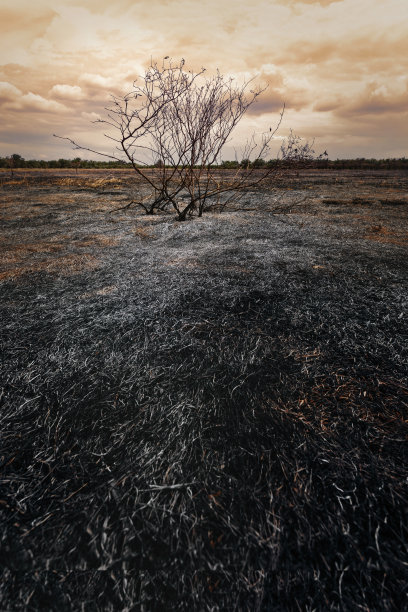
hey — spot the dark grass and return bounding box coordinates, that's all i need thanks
[1,171,408,610]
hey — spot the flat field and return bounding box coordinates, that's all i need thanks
[1,169,407,610]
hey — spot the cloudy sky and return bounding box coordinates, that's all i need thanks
[0,0,407,160]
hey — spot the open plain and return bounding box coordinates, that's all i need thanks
[1,168,407,610]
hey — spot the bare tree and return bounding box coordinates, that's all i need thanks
[6,155,14,178]
[72,157,82,175]
[6,154,24,178]
[56,59,324,220]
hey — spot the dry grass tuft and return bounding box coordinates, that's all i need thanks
[0,234,118,281]
[365,223,408,245]
[132,226,154,239]
[73,234,119,248]
[80,285,117,299]
[0,253,99,281]
[56,176,122,189]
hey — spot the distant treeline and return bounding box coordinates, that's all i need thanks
[1,154,408,171]
[0,154,128,170]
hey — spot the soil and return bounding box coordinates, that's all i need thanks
[1,169,407,610]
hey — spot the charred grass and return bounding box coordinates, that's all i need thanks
[1,170,408,610]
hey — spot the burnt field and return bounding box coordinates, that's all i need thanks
[1,169,408,610]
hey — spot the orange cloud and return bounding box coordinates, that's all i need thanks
[0,6,55,37]
[79,73,119,90]
[50,84,85,100]
[10,93,68,114]
[0,81,21,102]
[81,111,102,122]
[335,82,408,117]
[278,34,408,71]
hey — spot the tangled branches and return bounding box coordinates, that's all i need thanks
[56,58,324,220]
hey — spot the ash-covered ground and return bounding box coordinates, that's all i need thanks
[1,169,408,610]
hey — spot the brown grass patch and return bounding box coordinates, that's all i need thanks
[222,264,251,275]
[364,224,408,245]
[0,234,117,281]
[79,285,117,299]
[297,376,408,435]
[0,179,29,187]
[73,234,119,247]
[0,253,98,281]
[132,226,154,239]
[1,240,64,263]
[56,177,122,189]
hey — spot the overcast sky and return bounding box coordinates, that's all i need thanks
[1,0,407,160]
